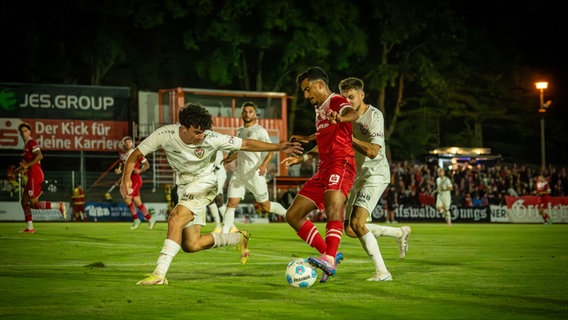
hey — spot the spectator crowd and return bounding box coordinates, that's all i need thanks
[387,162,568,208]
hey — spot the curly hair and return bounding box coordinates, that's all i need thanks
[179,103,212,130]
[18,122,32,131]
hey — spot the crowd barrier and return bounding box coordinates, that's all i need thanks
[1,197,566,223]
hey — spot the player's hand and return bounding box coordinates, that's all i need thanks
[280,142,303,156]
[326,110,341,124]
[281,156,303,168]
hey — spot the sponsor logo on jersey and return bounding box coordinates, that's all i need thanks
[328,174,340,186]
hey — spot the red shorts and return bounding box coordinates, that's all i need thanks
[25,168,44,199]
[298,156,356,211]
[537,194,550,209]
[129,174,143,197]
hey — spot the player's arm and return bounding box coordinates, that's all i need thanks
[222,151,238,165]
[135,158,150,174]
[19,149,43,170]
[281,146,318,167]
[120,148,143,196]
[352,137,380,159]
[328,107,360,124]
[114,162,124,174]
[240,139,303,156]
[289,134,315,144]
[258,151,274,175]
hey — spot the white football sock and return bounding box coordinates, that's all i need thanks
[359,232,388,274]
[269,201,287,216]
[222,207,236,233]
[366,224,402,238]
[208,203,221,228]
[154,239,180,277]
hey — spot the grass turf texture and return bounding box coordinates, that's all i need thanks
[0,222,566,320]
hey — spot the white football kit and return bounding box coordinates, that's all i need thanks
[227,123,273,202]
[345,105,391,219]
[136,124,242,226]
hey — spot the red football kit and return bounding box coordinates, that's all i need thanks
[298,93,356,210]
[23,137,45,199]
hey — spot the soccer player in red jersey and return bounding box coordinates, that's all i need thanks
[114,136,156,230]
[535,173,552,224]
[284,67,360,281]
[18,122,67,233]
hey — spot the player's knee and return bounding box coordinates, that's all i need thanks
[258,202,271,213]
[181,241,200,253]
[344,225,357,238]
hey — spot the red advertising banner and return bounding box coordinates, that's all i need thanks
[0,118,128,152]
[0,83,130,152]
[505,195,568,223]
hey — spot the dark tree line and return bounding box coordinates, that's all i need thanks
[1,0,566,166]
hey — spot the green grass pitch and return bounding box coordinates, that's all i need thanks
[0,222,566,319]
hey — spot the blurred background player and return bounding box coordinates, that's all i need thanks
[435,168,453,226]
[534,173,552,224]
[105,138,130,201]
[17,122,67,233]
[221,101,288,233]
[71,184,88,221]
[115,136,156,230]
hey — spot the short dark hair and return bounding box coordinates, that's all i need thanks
[179,103,213,130]
[297,66,329,85]
[18,122,32,131]
[241,101,257,112]
[339,77,364,92]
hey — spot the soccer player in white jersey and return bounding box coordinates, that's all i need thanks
[120,103,302,285]
[282,77,411,282]
[221,102,289,234]
[435,168,453,226]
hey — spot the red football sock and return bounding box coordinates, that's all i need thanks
[297,220,326,255]
[324,220,344,259]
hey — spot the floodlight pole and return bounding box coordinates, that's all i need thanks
[535,82,548,172]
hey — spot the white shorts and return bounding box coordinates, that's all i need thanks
[436,193,451,210]
[176,178,217,227]
[227,172,269,203]
[345,179,389,222]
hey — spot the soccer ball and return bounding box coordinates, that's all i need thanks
[285,258,317,288]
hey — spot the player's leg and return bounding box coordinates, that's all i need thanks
[224,175,245,233]
[249,175,287,216]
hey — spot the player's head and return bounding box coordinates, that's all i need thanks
[179,103,213,131]
[339,77,365,110]
[297,66,329,86]
[241,101,258,124]
[18,122,32,138]
[297,66,330,106]
[339,77,364,92]
[18,122,32,132]
[121,136,134,149]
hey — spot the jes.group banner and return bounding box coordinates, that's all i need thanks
[0,83,130,152]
